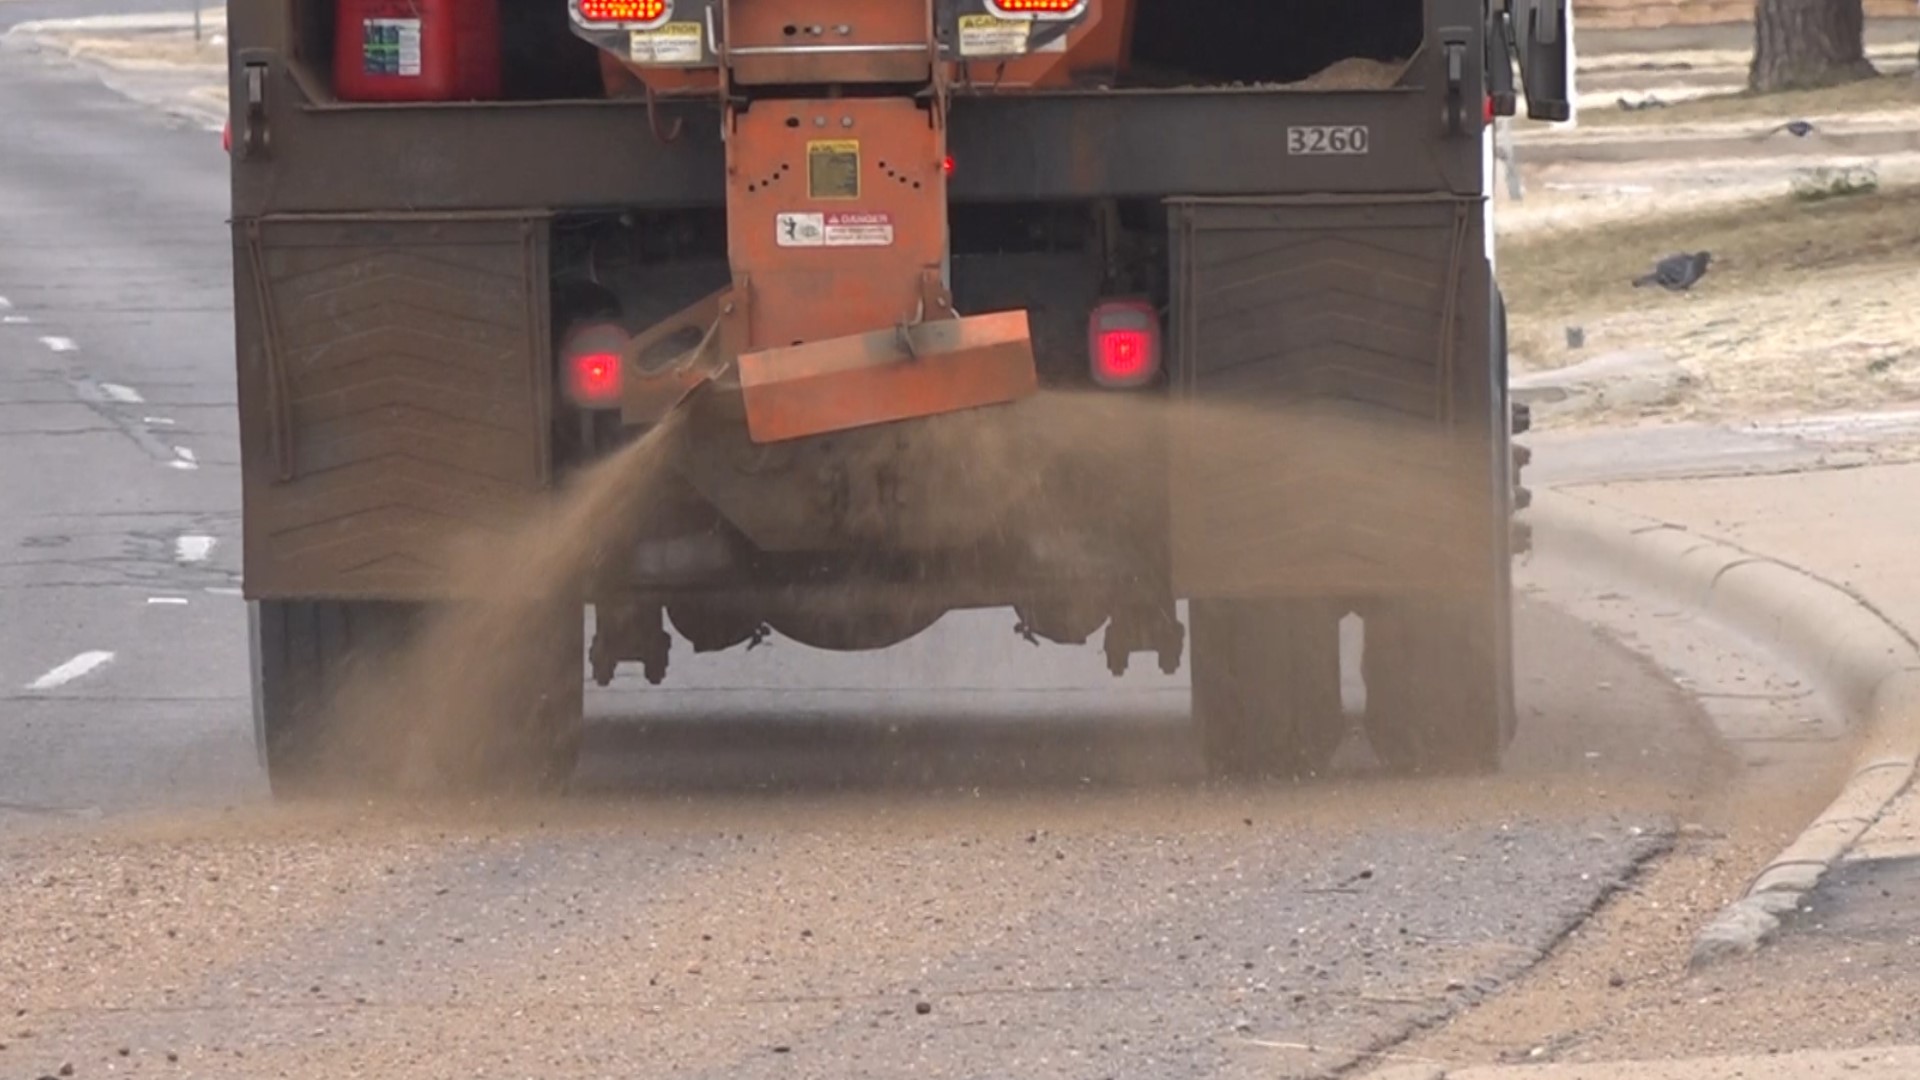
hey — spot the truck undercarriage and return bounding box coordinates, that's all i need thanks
[231,0,1570,794]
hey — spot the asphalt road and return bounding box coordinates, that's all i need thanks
[0,43,1733,1080]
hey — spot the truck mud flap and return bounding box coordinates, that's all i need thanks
[1166,195,1504,600]
[234,213,554,600]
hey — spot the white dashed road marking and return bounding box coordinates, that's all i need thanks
[2,316,28,325]
[101,383,144,404]
[144,417,175,426]
[169,447,198,470]
[26,651,115,692]
[39,336,77,353]
[147,597,190,606]
[175,534,216,564]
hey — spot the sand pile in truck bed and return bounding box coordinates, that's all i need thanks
[1122,56,1407,90]
[1287,57,1408,90]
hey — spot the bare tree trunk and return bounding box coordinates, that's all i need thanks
[1749,0,1877,92]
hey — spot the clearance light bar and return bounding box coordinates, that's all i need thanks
[983,0,1089,18]
[571,0,672,29]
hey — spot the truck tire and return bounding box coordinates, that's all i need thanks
[1190,598,1349,780]
[251,599,584,797]
[1358,593,1515,774]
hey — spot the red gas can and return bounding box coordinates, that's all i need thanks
[334,0,502,102]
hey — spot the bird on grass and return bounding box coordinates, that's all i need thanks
[1633,251,1713,292]
[1753,119,1819,139]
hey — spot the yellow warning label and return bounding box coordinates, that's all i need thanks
[956,13,1068,57]
[628,23,704,65]
[807,140,861,201]
[957,14,1029,58]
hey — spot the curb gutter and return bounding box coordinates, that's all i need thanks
[1528,488,1920,968]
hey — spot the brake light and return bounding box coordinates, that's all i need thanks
[572,353,622,402]
[573,0,670,26]
[561,322,629,408]
[1088,299,1161,389]
[985,0,1087,16]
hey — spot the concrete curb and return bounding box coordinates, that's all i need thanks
[1528,488,1920,967]
[4,12,225,37]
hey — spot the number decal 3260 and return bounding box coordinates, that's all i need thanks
[1286,125,1370,155]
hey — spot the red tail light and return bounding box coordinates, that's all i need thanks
[572,353,622,402]
[986,0,1088,16]
[561,322,628,408]
[1088,299,1161,389]
[572,0,671,26]
[222,121,232,153]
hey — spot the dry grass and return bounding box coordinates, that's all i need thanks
[1503,183,1920,422]
[1503,182,1920,321]
[1574,73,1920,128]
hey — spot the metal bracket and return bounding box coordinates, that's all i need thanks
[1486,9,1519,117]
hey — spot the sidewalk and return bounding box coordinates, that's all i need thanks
[1578,462,1920,635]
[1371,451,1920,1079]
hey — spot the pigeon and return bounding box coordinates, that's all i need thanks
[1755,119,1818,139]
[1633,251,1712,291]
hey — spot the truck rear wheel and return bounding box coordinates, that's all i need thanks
[251,599,584,797]
[1359,594,1515,774]
[1190,598,1349,780]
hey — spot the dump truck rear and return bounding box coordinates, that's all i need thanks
[231,0,1572,792]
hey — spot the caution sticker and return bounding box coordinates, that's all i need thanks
[628,23,704,65]
[958,14,1027,57]
[807,140,861,201]
[956,14,1068,58]
[823,212,894,247]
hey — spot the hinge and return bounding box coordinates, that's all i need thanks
[241,59,271,160]
[1439,28,1471,137]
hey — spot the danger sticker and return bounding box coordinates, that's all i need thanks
[774,212,894,248]
[823,211,894,247]
[629,23,704,65]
